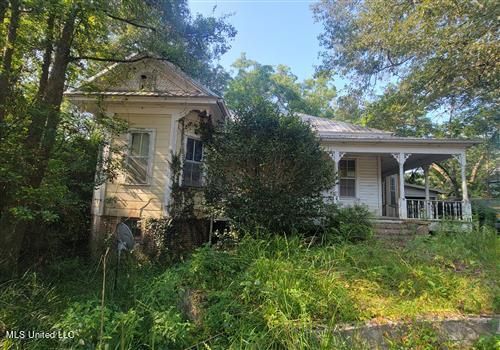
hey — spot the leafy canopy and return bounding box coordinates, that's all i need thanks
[225,54,337,118]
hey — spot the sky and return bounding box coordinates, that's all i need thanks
[188,0,323,82]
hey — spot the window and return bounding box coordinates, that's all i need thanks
[339,159,356,197]
[183,137,203,187]
[390,176,397,205]
[126,130,153,184]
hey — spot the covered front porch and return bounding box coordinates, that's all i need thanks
[300,113,478,223]
[326,146,475,222]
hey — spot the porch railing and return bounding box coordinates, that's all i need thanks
[407,199,464,221]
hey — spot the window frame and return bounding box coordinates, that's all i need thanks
[124,128,156,186]
[182,136,204,187]
[338,158,357,199]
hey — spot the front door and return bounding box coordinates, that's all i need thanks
[382,175,398,217]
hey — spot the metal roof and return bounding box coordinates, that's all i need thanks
[298,113,394,137]
[299,113,480,146]
[64,91,214,98]
[405,183,446,194]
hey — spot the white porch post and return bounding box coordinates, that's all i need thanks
[329,151,345,203]
[92,113,114,217]
[392,152,411,219]
[424,165,430,219]
[455,153,472,221]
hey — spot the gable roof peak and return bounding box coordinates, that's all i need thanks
[65,54,220,99]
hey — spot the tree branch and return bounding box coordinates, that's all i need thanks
[469,153,485,184]
[431,162,460,197]
[105,12,156,31]
[69,54,167,63]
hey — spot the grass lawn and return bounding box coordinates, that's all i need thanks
[1,227,498,349]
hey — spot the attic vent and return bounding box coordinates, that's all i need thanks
[138,72,156,91]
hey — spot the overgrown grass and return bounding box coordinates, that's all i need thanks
[0,227,498,349]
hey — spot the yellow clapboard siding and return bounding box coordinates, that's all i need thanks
[103,111,173,218]
[106,208,163,218]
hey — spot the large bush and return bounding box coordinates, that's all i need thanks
[202,108,335,233]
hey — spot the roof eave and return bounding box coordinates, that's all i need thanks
[320,135,481,147]
[64,92,222,105]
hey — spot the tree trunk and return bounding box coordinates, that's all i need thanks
[431,162,460,198]
[469,153,485,184]
[0,0,21,126]
[36,14,55,101]
[0,1,8,50]
[0,212,28,280]
[0,9,78,278]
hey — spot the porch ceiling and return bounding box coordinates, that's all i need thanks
[381,153,453,177]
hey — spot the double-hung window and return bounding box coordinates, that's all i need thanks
[183,137,203,187]
[339,159,356,197]
[126,130,154,184]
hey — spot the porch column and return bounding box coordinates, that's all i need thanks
[329,151,345,203]
[455,153,472,221]
[392,153,411,219]
[424,165,430,219]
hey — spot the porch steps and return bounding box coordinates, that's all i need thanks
[372,219,430,243]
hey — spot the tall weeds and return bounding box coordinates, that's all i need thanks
[0,227,497,349]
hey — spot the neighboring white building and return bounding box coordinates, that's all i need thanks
[65,57,478,242]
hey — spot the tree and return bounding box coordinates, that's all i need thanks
[0,0,235,277]
[313,0,498,198]
[202,107,335,234]
[225,54,337,117]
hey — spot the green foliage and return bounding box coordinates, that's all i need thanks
[203,108,335,233]
[0,227,497,349]
[142,217,173,262]
[473,334,500,350]
[225,54,337,117]
[471,200,498,229]
[386,323,459,350]
[321,204,374,243]
[313,0,497,110]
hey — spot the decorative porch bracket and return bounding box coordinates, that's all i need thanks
[328,150,345,203]
[391,152,411,219]
[453,153,472,221]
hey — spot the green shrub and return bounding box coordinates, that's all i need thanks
[202,109,335,234]
[321,204,374,243]
[473,334,500,350]
[472,200,498,229]
[142,217,173,262]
